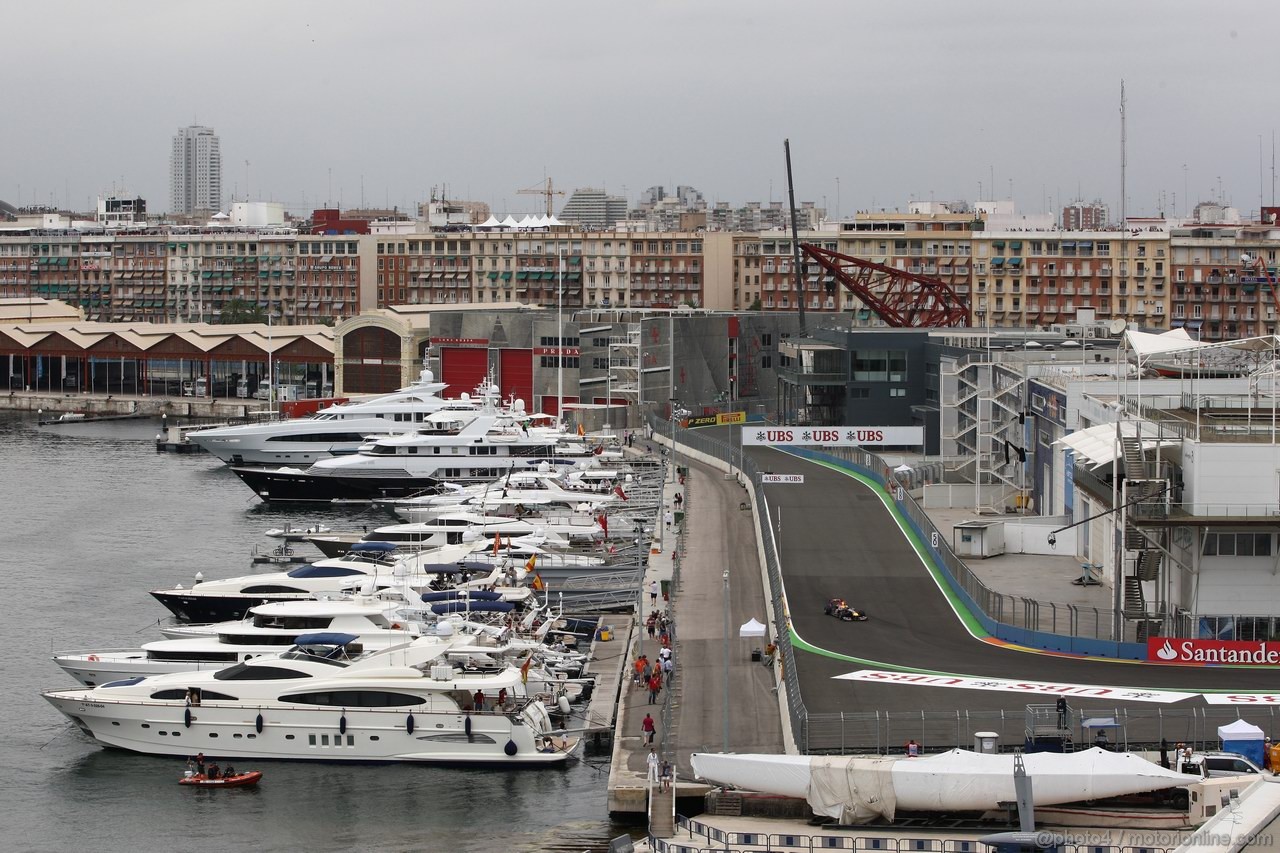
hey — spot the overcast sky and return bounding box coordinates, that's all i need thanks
[7,0,1278,219]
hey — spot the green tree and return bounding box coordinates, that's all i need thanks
[748,298,762,311]
[219,298,268,324]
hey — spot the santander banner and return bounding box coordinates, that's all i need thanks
[1147,637,1280,665]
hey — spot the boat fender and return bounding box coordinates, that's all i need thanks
[184,707,192,729]
[504,739,518,756]
[255,713,264,734]
[339,712,347,735]
[87,654,99,662]
[406,713,415,734]
[557,695,571,716]
[464,715,472,737]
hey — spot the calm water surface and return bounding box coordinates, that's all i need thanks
[0,412,636,852]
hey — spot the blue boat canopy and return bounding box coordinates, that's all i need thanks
[101,676,147,688]
[287,565,367,578]
[350,541,398,553]
[430,600,515,615]
[421,589,502,603]
[294,632,360,646]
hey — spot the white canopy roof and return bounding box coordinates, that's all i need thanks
[548,215,565,226]
[500,215,519,227]
[478,215,501,228]
[1218,719,1265,740]
[1054,421,1176,469]
[516,215,536,228]
[739,618,767,638]
[1125,328,1206,358]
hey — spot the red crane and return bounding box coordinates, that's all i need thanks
[800,244,971,328]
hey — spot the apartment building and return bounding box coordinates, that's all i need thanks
[1169,223,1280,340]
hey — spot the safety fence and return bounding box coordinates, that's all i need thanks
[652,817,1176,853]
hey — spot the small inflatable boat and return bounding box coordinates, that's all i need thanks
[179,771,262,788]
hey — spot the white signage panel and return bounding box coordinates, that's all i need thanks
[742,426,924,447]
[1202,693,1280,705]
[834,669,1196,704]
[760,474,805,484]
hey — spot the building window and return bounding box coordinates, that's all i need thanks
[850,387,869,399]
[889,387,906,397]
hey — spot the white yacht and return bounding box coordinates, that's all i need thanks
[44,635,575,765]
[54,594,435,686]
[230,394,593,503]
[187,363,462,465]
[307,511,601,559]
[148,542,494,623]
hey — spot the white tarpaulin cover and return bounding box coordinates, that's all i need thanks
[893,464,913,473]
[1217,719,1265,740]
[809,755,898,823]
[738,618,766,638]
[1054,421,1176,469]
[691,750,1199,824]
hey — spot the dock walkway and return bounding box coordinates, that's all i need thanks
[607,443,784,826]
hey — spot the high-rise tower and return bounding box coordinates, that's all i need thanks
[169,125,222,214]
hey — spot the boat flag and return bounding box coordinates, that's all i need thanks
[525,553,537,573]
[577,423,585,437]
[593,444,604,455]
[520,654,533,683]
[597,513,608,537]
[493,534,502,555]
[614,484,628,501]
[531,573,545,591]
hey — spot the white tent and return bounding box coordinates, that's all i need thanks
[893,464,913,473]
[516,215,536,228]
[478,215,501,228]
[548,215,565,226]
[738,618,767,638]
[1217,719,1265,740]
[500,215,519,228]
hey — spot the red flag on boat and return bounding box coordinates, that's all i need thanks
[593,444,604,455]
[520,655,533,683]
[614,484,628,501]
[524,553,537,573]
[531,573,545,591]
[597,513,608,537]
[576,423,585,437]
[493,534,502,555]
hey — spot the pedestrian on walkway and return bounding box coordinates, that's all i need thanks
[646,614,656,639]
[659,629,670,648]
[660,759,673,792]
[648,671,663,704]
[649,579,659,605]
[642,712,656,745]
[642,656,653,684]
[633,655,646,687]
[662,655,674,686]
[658,645,672,662]
[664,510,674,529]
[647,748,660,783]
[674,492,683,509]
[905,739,920,757]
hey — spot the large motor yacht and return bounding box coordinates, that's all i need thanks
[229,393,592,503]
[54,593,436,686]
[148,541,500,623]
[43,635,575,765]
[186,362,461,466]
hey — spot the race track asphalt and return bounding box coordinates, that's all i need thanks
[738,444,1280,718]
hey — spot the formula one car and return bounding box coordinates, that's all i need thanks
[824,598,869,621]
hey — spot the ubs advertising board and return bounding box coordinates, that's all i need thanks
[741,426,924,447]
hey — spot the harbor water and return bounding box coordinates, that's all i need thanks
[0,412,636,852]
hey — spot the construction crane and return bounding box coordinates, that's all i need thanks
[517,177,565,217]
[800,244,970,327]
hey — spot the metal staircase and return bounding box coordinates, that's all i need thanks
[648,786,676,837]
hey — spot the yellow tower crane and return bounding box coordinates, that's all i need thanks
[517,177,565,217]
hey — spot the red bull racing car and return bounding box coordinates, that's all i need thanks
[824,598,869,621]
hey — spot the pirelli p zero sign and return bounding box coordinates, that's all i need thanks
[741,426,924,447]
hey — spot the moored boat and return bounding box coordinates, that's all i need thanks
[179,771,262,788]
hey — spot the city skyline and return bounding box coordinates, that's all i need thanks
[5,1,1279,219]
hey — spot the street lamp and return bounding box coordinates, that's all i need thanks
[722,567,730,753]
[669,394,678,484]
